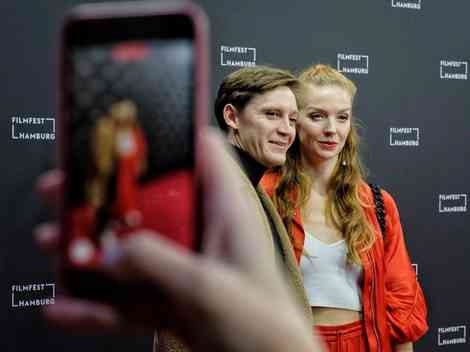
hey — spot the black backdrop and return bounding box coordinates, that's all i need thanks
[2,0,469,351]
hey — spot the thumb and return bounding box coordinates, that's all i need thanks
[100,232,205,300]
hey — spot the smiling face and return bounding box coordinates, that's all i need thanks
[224,86,298,167]
[297,84,352,166]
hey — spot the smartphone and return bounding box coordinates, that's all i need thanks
[59,1,208,301]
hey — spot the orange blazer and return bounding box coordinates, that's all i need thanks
[261,172,429,351]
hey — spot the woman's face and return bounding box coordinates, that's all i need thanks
[297,84,352,165]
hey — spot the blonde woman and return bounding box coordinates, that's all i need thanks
[261,64,428,352]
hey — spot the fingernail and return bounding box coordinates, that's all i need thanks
[34,223,55,241]
[100,242,123,268]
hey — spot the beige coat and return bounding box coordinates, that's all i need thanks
[155,150,312,352]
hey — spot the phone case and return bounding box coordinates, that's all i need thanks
[58,1,209,280]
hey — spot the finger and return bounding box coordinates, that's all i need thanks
[197,128,234,258]
[99,233,239,327]
[34,222,60,253]
[199,129,278,281]
[100,233,200,291]
[98,229,276,317]
[35,169,63,209]
[199,129,256,256]
[43,296,126,333]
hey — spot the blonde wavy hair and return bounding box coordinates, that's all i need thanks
[271,64,375,264]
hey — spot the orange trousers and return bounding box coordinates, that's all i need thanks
[315,320,367,352]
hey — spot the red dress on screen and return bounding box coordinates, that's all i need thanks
[112,126,147,232]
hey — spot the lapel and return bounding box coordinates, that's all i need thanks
[224,149,276,257]
[257,186,314,324]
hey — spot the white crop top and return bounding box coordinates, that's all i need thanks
[300,232,363,311]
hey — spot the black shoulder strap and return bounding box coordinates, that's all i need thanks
[369,183,386,237]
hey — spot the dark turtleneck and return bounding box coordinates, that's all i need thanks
[232,146,267,187]
[230,145,284,260]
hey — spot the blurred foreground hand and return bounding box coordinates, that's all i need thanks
[34,128,323,352]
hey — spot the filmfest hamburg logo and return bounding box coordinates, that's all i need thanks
[220,46,256,67]
[391,0,421,10]
[440,60,468,80]
[438,325,467,346]
[11,283,55,308]
[337,54,369,75]
[11,116,56,141]
[438,194,467,213]
[389,127,419,146]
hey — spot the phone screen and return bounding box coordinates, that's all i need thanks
[61,14,198,278]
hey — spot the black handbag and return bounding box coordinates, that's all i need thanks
[369,183,386,237]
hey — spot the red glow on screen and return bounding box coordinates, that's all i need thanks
[111,42,150,62]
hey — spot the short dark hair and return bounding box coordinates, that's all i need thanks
[214,66,298,132]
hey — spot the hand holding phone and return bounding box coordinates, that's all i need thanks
[37,131,321,352]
